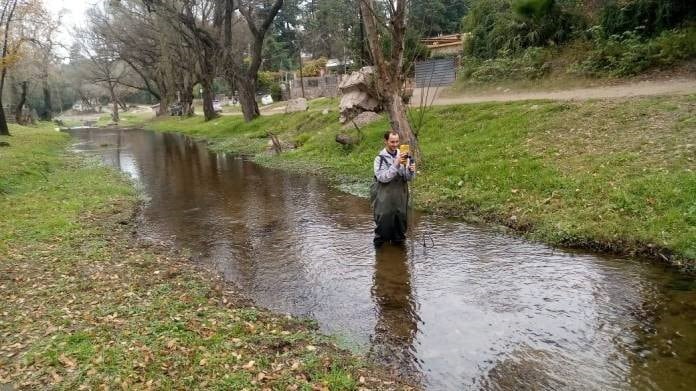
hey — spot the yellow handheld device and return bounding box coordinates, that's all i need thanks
[399,144,410,156]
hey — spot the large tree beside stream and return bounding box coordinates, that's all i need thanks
[77,19,137,124]
[358,0,419,159]
[87,0,202,117]
[136,0,283,122]
[219,0,283,121]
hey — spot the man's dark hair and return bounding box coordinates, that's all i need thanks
[383,130,399,140]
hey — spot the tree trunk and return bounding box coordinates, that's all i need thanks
[0,100,9,136]
[9,75,16,107]
[156,82,169,116]
[359,0,418,160]
[386,92,419,161]
[297,42,306,98]
[0,70,8,135]
[221,0,282,122]
[236,77,259,122]
[42,78,52,121]
[109,84,119,123]
[15,80,26,125]
[0,0,17,136]
[157,96,170,116]
[200,76,216,121]
[181,86,194,116]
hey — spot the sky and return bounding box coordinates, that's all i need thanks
[43,0,95,47]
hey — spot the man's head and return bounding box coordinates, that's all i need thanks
[383,130,400,152]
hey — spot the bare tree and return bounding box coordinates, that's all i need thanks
[358,0,418,158]
[141,0,283,122]
[0,0,57,132]
[25,6,63,120]
[220,0,283,121]
[77,20,135,124]
[88,1,175,116]
[8,51,35,124]
[139,0,220,120]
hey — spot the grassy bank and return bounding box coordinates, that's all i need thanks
[0,125,404,389]
[148,95,695,267]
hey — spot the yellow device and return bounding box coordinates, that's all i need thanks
[399,144,410,156]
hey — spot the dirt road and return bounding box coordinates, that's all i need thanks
[412,78,696,106]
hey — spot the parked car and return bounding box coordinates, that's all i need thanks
[261,94,274,105]
[212,100,223,113]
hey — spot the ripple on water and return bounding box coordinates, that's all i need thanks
[68,128,696,391]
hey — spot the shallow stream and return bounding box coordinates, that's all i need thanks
[69,128,696,390]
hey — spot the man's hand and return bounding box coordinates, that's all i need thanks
[408,162,415,173]
[393,151,405,167]
[399,152,408,167]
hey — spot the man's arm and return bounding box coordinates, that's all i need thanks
[374,155,398,183]
[402,162,416,182]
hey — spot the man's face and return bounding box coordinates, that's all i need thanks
[385,133,400,152]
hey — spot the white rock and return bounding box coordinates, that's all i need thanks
[285,98,308,113]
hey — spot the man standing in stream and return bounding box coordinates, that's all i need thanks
[371,130,416,247]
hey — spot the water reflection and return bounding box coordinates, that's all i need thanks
[68,128,696,391]
[371,244,420,377]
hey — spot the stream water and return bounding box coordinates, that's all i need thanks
[68,128,695,390]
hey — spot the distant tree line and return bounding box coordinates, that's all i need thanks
[67,0,469,127]
[0,0,473,136]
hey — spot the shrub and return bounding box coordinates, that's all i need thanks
[462,0,584,59]
[462,0,520,58]
[301,57,328,77]
[600,0,696,38]
[572,26,696,76]
[258,71,282,94]
[459,47,552,81]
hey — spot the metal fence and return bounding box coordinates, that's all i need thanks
[414,58,457,88]
[288,75,340,100]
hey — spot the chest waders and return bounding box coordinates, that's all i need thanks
[371,156,410,245]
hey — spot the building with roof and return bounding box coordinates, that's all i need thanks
[420,33,470,57]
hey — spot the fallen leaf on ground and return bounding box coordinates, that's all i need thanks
[58,353,76,368]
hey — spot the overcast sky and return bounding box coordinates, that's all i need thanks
[43,0,95,47]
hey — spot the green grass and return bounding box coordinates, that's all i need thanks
[148,95,695,267]
[0,123,402,389]
[97,110,155,126]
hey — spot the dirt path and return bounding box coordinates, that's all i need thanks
[412,78,696,106]
[58,105,155,125]
[256,78,696,116]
